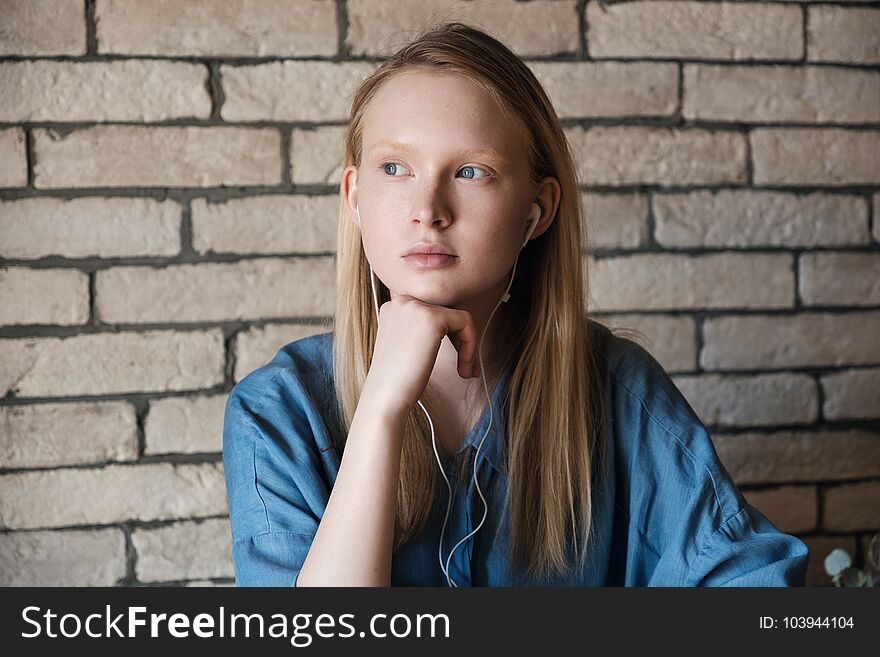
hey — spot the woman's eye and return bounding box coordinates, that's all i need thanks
[379,162,491,180]
[457,165,490,180]
[381,162,406,177]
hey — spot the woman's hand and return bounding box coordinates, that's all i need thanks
[361,293,480,417]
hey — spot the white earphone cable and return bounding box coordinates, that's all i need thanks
[369,264,459,585]
[363,203,536,586]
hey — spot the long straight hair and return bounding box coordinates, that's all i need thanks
[328,21,611,582]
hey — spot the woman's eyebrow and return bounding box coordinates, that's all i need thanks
[367,140,511,165]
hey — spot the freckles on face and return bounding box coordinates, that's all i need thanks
[359,72,530,213]
[355,70,533,296]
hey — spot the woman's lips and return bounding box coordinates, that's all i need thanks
[402,254,459,269]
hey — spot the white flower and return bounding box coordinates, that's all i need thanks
[823,548,852,577]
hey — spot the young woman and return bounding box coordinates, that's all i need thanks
[222,22,809,587]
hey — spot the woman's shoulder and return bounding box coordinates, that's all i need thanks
[223,329,337,447]
[230,329,335,401]
[587,319,810,585]
[589,316,708,447]
[588,317,743,522]
[222,330,338,556]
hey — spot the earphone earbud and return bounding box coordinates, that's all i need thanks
[361,199,542,586]
[500,201,541,303]
[521,201,541,249]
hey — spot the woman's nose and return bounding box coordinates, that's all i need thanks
[410,181,452,227]
[412,211,450,228]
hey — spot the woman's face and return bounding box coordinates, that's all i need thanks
[343,70,538,309]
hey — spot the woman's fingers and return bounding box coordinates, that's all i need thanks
[445,308,480,378]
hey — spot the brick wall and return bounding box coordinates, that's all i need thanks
[0,0,877,587]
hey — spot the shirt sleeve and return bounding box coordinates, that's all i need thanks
[683,502,810,587]
[222,369,333,587]
[644,481,811,587]
[605,334,811,588]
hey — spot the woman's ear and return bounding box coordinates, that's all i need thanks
[530,177,561,240]
[341,165,360,228]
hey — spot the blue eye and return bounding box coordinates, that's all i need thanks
[458,165,490,180]
[379,162,491,180]
[382,162,405,176]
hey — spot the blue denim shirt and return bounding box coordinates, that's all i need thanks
[222,319,809,586]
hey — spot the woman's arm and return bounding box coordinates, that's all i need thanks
[295,384,407,587]
[682,503,810,587]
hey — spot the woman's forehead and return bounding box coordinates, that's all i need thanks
[362,71,524,161]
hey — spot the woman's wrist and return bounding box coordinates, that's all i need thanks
[358,375,412,426]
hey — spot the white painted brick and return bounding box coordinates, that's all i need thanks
[0,197,181,259]
[674,373,818,427]
[821,368,880,421]
[742,485,818,534]
[529,61,678,118]
[234,321,331,382]
[751,128,880,186]
[593,313,696,373]
[290,126,347,185]
[702,312,880,370]
[587,0,802,60]
[33,126,282,188]
[823,481,880,531]
[713,429,880,483]
[0,329,225,397]
[96,258,336,323]
[581,192,648,250]
[587,253,793,311]
[568,126,747,186]
[347,0,579,57]
[0,401,137,469]
[0,462,226,530]
[654,190,869,248]
[144,394,227,455]
[132,517,233,582]
[96,0,338,57]
[808,6,880,64]
[0,128,27,187]
[0,0,85,56]
[191,196,337,255]
[0,61,211,122]
[0,528,126,585]
[0,267,89,325]
[800,252,880,306]
[221,61,377,122]
[683,64,880,123]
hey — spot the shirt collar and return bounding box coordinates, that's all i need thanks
[457,367,510,474]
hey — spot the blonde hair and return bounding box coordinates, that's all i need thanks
[327,21,618,582]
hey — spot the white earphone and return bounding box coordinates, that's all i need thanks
[357,201,541,586]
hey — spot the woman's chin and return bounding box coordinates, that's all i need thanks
[395,285,461,308]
